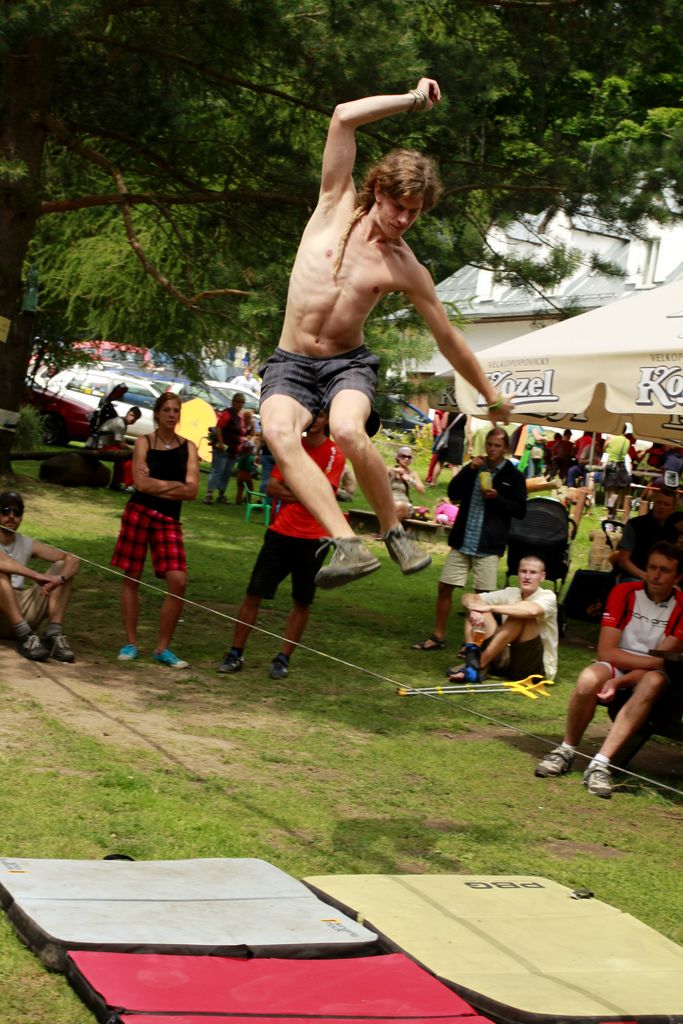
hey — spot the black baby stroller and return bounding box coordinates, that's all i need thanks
[505,497,576,634]
[85,381,129,448]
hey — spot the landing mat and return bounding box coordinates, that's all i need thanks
[117,1020,492,1024]
[65,950,488,1024]
[0,857,376,970]
[304,873,683,1024]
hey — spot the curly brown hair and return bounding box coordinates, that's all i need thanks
[357,149,443,213]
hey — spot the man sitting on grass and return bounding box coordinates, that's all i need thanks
[535,541,683,799]
[0,490,79,663]
[447,555,558,685]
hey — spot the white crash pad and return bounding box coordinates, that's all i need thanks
[0,857,377,970]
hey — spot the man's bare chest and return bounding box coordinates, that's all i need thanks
[307,226,404,302]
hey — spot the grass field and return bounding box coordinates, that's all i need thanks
[1,449,682,1023]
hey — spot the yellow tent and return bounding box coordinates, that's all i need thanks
[179,397,216,463]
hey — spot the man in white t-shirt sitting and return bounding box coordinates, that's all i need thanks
[447,555,558,685]
[535,540,683,799]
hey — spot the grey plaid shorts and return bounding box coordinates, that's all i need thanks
[259,345,380,419]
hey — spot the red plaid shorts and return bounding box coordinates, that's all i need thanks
[112,501,187,578]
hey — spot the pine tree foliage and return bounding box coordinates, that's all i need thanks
[1,0,682,471]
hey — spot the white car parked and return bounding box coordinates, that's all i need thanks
[30,364,229,446]
[203,379,261,433]
[204,379,259,406]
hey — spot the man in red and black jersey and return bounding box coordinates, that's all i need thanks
[204,392,247,505]
[536,541,683,798]
[216,411,344,680]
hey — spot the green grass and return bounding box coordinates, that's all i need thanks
[0,455,682,1023]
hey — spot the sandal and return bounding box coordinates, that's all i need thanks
[411,634,446,651]
[444,644,468,670]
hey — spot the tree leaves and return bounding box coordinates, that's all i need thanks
[3,0,683,378]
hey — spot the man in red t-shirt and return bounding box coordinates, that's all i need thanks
[535,541,683,798]
[217,412,344,679]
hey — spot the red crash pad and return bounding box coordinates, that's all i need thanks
[66,950,487,1023]
[120,1019,496,1024]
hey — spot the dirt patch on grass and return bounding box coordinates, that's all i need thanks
[501,726,683,780]
[423,818,470,832]
[3,638,682,795]
[545,839,625,859]
[0,645,266,778]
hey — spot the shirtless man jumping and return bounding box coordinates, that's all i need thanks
[260,78,509,589]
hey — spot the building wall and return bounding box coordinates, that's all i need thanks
[411,213,683,378]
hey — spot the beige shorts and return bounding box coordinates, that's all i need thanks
[440,549,499,591]
[0,584,49,638]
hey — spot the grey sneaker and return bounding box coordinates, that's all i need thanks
[43,632,75,663]
[535,746,574,778]
[583,763,613,799]
[314,537,381,590]
[16,631,50,662]
[383,526,432,575]
[217,652,244,674]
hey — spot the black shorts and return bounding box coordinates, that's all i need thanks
[246,529,326,606]
[489,634,545,680]
[260,345,380,420]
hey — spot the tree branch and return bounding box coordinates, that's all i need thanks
[461,0,583,8]
[37,113,250,307]
[83,34,331,116]
[85,125,210,192]
[40,188,307,214]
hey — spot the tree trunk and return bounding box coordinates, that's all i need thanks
[0,36,56,479]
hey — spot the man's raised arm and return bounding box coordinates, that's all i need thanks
[320,78,441,200]
[409,270,511,423]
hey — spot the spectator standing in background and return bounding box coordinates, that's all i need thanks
[412,427,526,651]
[204,393,247,505]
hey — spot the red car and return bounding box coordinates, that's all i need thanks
[23,383,93,445]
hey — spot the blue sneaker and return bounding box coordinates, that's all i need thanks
[153,648,189,669]
[269,655,289,680]
[217,652,244,674]
[118,643,138,661]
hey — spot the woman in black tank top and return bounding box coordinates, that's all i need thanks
[111,392,199,669]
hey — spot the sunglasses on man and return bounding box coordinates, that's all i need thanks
[1,506,22,516]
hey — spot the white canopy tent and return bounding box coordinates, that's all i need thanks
[448,280,683,446]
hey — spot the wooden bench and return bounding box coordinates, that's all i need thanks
[346,508,448,540]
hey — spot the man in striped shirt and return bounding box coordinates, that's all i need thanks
[535,541,683,798]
